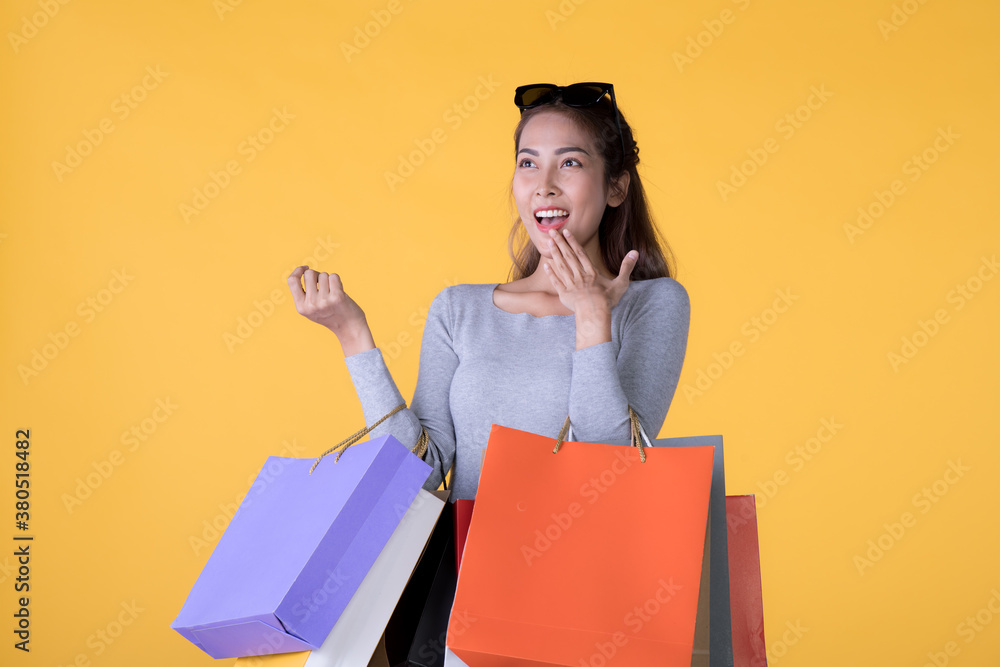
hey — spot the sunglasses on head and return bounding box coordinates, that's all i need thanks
[513,82,626,169]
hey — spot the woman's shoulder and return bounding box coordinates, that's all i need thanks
[617,277,690,330]
[433,282,495,301]
[428,282,496,315]
[625,276,689,309]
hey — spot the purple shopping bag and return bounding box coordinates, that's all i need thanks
[172,434,432,659]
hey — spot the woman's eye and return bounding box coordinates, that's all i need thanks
[516,157,581,168]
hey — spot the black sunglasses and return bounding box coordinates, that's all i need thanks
[513,82,626,169]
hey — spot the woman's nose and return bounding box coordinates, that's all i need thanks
[536,168,559,195]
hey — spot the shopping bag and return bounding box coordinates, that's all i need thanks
[653,434,733,667]
[368,635,390,667]
[383,500,455,666]
[232,488,449,667]
[448,434,733,667]
[453,499,475,574]
[445,501,696,667]
[726,496,767,667]
[444,647,470,666]
[447,500,475,667]
[401,512,461,667]
[172,434,432,659]
[447,424,714,666]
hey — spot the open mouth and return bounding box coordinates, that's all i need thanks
[534,209,569,230]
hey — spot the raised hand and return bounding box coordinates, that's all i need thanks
[542,228,638,317]
[287,266,375,356]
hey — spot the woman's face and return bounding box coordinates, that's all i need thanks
[512,110,626,272]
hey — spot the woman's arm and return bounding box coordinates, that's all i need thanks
[287,267,458,489]
[344,287,458,489]
[568,278,691,444]
[541,229,690,442]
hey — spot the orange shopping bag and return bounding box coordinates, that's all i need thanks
[447,423,714,667]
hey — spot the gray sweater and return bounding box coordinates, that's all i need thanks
[344,279,690,500]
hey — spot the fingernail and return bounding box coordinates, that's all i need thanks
[629,251,638,258]
[562,229,571,236]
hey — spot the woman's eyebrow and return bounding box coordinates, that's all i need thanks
[516,146,592,157]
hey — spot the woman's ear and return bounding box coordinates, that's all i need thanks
[608,170,630,207]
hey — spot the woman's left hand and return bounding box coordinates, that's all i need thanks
[543,228,638,316]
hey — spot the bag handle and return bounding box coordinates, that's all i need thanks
[552,405,651,463]
[309,403,430,474]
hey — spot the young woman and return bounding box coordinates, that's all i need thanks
[287,82,690,499]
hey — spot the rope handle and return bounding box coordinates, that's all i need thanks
[309,403,430,474]
[552,405,650,463]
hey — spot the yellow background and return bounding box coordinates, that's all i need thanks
[1,0,998,665]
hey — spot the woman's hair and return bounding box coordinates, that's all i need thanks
[506,95,676,282]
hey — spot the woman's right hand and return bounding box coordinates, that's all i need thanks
[287,266,375,355]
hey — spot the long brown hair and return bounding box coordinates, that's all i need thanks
[506,95,676,282]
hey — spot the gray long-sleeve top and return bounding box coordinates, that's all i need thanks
[343,279,690,500]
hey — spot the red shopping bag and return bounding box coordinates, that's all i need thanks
[726,495,767,667]
[447,424,714,666]
[453,499,475,574]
